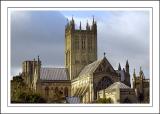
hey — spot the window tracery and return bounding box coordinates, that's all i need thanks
[96,77,113,91]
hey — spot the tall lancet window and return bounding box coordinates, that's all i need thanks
[66,52,68,65]
[82,37,85,49]
[75,39,79,50]
[89,38,92,51]
[55,87,58,94]
[45,86,49,97]
[68,51,70,65]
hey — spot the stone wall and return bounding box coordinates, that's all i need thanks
[38,81,71,102]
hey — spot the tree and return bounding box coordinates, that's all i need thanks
[11,76,26,102]
[96,98,113,103]
[17,92,46,103]
[11,76,46,103]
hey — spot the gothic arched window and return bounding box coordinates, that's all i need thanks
[75,39,79,50]
[66,52,68,65]
[89,38,92,51]
[82,37,85,49]
[55,87,58,94]
[96,76,113,91]
[45,86,49,97]
[68,51,70,64]
[64,87,68,97]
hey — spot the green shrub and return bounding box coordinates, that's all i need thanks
[96,98,113,103]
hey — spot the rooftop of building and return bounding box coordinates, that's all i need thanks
[40,67,70,81]
[106,81,131,90]
[78,56,116,78]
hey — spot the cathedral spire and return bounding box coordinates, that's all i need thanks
[86,20,90,30]
[139,66,144,78]
[70,15,74,24]
[37,55,41,65]
[126,60,129,66]
[38,55,40,61]
[103,52,106,58]
[92,15,96,31]
[66,18,69,23]
[92,15,95,24]
[79,21,81,30]
[72,15,74,21]
[125,60,129,73]
[70,16,75,30]
[65,18,69,29]
[118,63,121,71]
[133,68,136,78]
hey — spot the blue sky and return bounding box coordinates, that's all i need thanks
[11,10,150,79]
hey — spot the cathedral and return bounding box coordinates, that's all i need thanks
[12,17,149,103]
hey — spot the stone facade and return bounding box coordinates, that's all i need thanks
[132,68,150,103]
[21,57,71,102]
[38,81,71,101]
[98,82,137,103]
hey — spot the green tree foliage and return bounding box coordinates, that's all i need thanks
[11,76,46,103]
[11,76,26,102]
[96,98,113,103]
[17,92,46,103]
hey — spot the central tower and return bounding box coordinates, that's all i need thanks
[65,17,97,80]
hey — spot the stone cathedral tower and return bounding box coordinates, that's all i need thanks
[65,17,97,80]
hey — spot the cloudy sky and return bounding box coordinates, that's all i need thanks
[11,10,150,79]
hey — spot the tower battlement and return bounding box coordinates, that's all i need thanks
[65,17,97,32]
[22,56,41,87]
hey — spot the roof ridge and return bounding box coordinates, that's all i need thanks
[106,81,130,90]
[78,59,103,77]
[41,67,66,69]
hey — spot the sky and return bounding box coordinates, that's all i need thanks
[11,10,150,80]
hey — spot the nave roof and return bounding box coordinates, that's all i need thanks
[40,68,69,81]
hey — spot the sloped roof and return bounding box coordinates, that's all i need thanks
[40,68,69,80]
[106,82,130,90]
[78,59,102,77]
[66,97,80,104]
[78,57,116,77]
